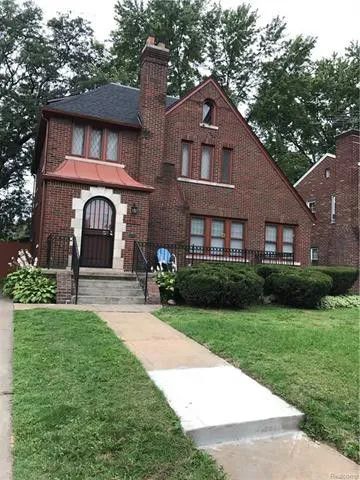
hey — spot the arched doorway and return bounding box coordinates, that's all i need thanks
[80,196,115,268]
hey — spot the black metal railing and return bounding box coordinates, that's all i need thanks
[47,233,80,304]
[132,241,149,303]
[71,236,80,304]
[136,242,295,271]
[47,233,72,269]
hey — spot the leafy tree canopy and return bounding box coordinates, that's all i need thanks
[0,0,106,238]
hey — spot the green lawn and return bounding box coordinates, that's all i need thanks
[13,309,225,480]
[156,306,359,462]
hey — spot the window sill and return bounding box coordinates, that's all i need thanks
[199,123,219,130]
[66,155,125,168]
[177,177,235,189]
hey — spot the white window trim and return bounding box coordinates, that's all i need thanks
[310,247,319,261]
[199,123,219,130]
[177,177,235,189]
[306,200,316,213]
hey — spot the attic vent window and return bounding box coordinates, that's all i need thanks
[202,100,214,125]
[325,168,330,178]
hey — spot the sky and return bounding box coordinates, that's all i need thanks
[35,0,359,59]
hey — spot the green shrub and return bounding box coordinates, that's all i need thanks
[155,271,177,303]
[318,295,360,309]
[307,266,359,295]
[176,264,264,308]
[267,270,332,308]
[255,264,297,294]
[3,268,56,304]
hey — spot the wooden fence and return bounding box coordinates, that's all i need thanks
[0,241,31,278]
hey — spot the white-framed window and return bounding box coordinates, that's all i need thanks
[331,194,336,223]
[325,168,330,178]
[181,141,191,177]
[306,200,316,213]
[200,145,213,180]
[310,247,319,262]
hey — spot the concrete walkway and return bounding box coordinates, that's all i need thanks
[0,297,13,480]
[100,311,359,480]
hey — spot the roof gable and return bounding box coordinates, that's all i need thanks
[167,77,315,221]
[293,153,336,187]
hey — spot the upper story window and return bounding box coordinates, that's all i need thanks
[72,125,85,156]
[265,224,295,255]
[221,148,232,183]
[325,168,330,178]
[71,124,120,162]
[181,141,191,177]
[202,100,214,125]
[89,128,102,159]
[331,195,336,223]
[200,145,213,180]
[306,200,316,213]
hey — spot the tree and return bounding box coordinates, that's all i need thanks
[249,37,360,182]
[204,3,258,104]
[111,0,207,96]
[0,0,106,238]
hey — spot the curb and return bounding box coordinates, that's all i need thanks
[0,296,13,480]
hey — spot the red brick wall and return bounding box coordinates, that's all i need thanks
[296,131,359,268]
[37,179,150,271]
[148,80,312,265]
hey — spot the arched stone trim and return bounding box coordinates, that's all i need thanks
[71,186,127,269]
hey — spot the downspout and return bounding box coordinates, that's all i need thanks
[38,116,49,266]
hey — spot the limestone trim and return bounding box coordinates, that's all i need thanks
[71,186,127,270]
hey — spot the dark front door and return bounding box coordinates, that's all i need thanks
[80,197,115,268]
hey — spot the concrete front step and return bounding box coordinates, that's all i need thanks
[77,295,145,305]
[78,287,143,296]
[149,365,303,447]
[78,280,139,288]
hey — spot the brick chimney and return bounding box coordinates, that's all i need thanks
[138,36,170,186]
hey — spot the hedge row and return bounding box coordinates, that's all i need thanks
[176,263,263,308]
[174,263,358,309]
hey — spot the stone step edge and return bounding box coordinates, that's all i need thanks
[186,413,304,447]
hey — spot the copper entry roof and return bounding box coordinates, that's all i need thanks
[44,157,154,192]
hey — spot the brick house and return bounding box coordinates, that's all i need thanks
[295,130,359,268]
[32,36,313,276]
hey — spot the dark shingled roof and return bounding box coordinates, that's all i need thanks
[45,83,178,126]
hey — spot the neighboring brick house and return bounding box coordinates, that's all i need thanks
[295,130,359,268]
[32,36,313,272]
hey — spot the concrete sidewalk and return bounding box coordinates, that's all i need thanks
[0,297,13,480]
[100,311,359,480]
